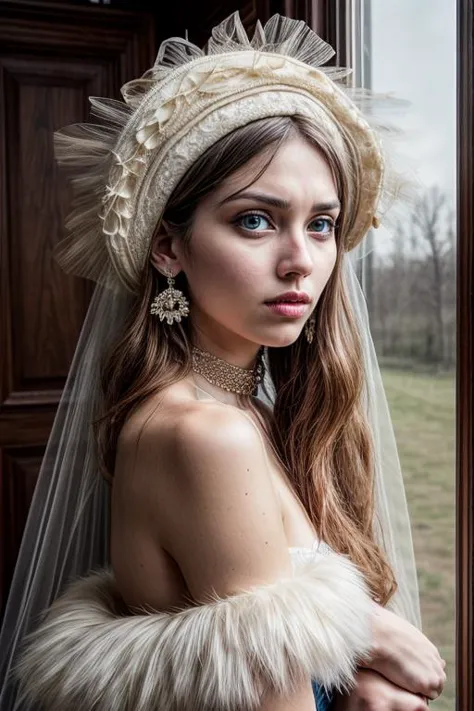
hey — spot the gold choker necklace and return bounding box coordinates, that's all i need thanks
[191,346,264,396]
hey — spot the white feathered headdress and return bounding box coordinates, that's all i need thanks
[54,12,392,293]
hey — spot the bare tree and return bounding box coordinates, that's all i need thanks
[412,187,452,365]
[370,186,456,369]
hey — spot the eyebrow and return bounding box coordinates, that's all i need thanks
[218,190,341,212]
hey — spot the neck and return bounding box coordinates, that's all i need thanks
[190,316,260,370]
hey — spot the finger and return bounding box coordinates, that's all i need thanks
[435,673,447,698]
[395,690,429,711]
[421,669,446,700]
[427,684,443,701]
[434,670,447,698]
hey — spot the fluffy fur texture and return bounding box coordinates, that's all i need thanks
[16,551,373,711]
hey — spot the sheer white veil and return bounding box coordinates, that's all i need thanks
[345,248,421,625]
[0,282,132,709]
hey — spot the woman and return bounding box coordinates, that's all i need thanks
[0,12,445,711]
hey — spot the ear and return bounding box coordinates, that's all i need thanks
[149,220,183,276]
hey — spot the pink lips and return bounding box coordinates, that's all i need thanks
[265,302,308,317]
[265,291,312,318]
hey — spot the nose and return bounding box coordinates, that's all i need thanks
[276,229,313,280]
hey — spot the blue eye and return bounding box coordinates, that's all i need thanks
[309,217,335,235]
[237,213,272,231]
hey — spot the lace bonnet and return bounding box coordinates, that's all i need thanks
[54,12,387,293]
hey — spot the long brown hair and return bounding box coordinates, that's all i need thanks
[96,114,397,606]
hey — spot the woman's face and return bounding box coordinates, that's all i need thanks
[157,135,340,360]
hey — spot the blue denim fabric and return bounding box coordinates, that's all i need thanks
[311,680,333,711]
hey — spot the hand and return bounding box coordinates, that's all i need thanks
[333,668,430,711]
[363,604,446,701]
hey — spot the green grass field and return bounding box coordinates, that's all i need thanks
[381,369,455,710]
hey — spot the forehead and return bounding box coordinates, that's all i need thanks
[211,134,339,204]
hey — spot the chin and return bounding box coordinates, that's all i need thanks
[260,326,305,348]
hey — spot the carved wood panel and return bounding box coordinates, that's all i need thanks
[0,448,44,600]
[2,57,96,404]
[0,0,156,612]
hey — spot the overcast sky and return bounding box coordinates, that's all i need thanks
[370,0,456,196]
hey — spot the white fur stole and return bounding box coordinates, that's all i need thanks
[16,551,373,711]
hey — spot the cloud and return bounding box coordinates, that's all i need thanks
[370,0,456,193]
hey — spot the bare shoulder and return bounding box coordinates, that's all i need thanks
[118,380,254,448]
[157,399,268,475]
[125,394,290,601]
[116,388,277,513]
[120,383,265,475]
[132,397,275,513]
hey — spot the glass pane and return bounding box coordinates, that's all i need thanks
[352,2,456,708]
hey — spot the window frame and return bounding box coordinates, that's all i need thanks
[455,0,473,707]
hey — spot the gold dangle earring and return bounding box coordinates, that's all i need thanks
[304,314,315,344]
[150,269,190,324]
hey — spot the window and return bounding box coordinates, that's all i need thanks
[327,1,458,708]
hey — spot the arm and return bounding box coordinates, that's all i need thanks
[16,403,374,711]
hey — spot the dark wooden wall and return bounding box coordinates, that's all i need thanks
[0,0,157,613]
